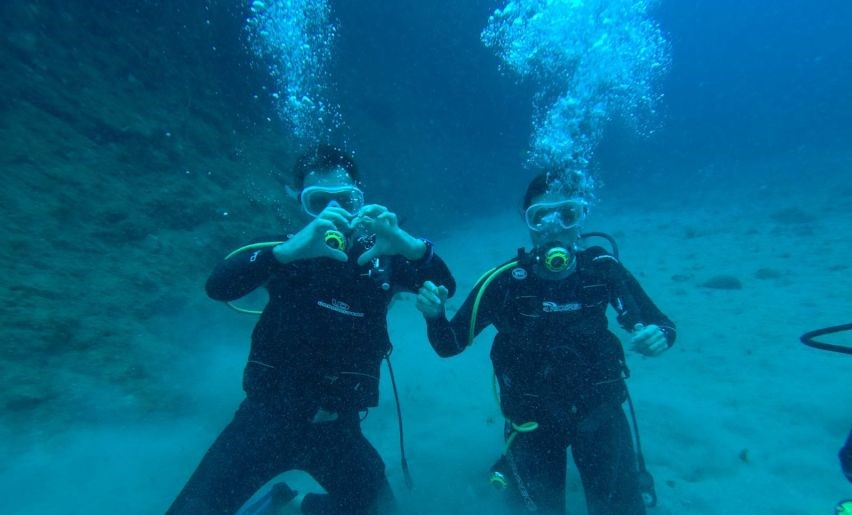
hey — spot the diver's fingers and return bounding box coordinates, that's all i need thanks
[357,245,380,267]
[418,289,441,305]
[639,325,664,345]
[632,324,659,345]
[350,215,375,230]
[649,339,668,356]
[633,330,667,356]
[358,204,388,218]
[631,331,651,352]
[319,206,354,221]
[415,298,434,316]
[321,246,348,262]
[318,209,351,229]
[631,329,647,346]
[640,339,665,357]
[377,211,398,227]
[416,293,444,317]
[415,295,430,310]
[437,285,449,301]
[647,331,668,354]
[323,205,354,217]
[313,218,338,234]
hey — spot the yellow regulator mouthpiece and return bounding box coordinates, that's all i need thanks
[489,471,508,490]
[324,230,346,252]
[544,246,571,272]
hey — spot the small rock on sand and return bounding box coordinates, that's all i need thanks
[701,275,743,290]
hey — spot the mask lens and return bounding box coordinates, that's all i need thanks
[525,200,586,232]
[301,187,364,217]
[556,204,583,226]
[531,209,556,227]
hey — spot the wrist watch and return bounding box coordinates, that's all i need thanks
[417,238,434,264]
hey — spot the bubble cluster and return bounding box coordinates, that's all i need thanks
[245,0,340,146]
[482,0,670,197]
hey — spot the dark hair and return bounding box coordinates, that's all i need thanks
[522,170,592,210]
[293,144,360,190]
[522,173,550,210]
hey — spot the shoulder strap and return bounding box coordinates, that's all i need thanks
[577,246,618,280]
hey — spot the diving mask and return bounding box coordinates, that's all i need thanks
[525,199,587,233]
[300,185,365,217]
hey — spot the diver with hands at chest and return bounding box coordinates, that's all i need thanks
[416,172,675,515]
[167,145,455,515]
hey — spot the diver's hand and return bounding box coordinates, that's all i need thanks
[273,206,350,264]
[416,280,449,320]
[352,204,425,266]
[631,323,668,356]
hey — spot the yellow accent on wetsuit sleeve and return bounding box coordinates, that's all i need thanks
[224,241,284,260]
[223,241,284,315]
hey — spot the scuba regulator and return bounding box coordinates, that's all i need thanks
[323,228,392,291]
[533,232,621,274]
[323,229,347,252]
[542,245,573,273]
[522,242,577,274]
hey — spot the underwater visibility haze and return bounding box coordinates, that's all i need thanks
[1,0,851,513]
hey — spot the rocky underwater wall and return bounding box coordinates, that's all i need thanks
[0,1,301,432]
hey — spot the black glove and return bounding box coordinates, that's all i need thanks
[841,428,852,483]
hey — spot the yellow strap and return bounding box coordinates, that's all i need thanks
[474,260,538,452]
[222,241,284,315]
[504,421,540,453]
[224,241,283,260]
[493,373,539,452]
[468,260,519,346]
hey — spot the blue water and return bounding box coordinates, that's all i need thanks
[2,1,851,513]
[247,0,852,223]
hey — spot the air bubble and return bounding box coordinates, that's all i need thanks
[482,0,670,194]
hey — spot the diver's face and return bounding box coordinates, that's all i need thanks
[526,191,585,249]
[299,167,364,217]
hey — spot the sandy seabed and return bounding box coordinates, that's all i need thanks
[2,176,851,515]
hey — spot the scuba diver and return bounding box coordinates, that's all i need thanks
[799,323,852,486]
[167,145,456,515]
[415,172,676,515]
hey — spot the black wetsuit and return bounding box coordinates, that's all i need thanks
[841,428,852,483]
[426,246,676,515]
[167,235,455,515]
